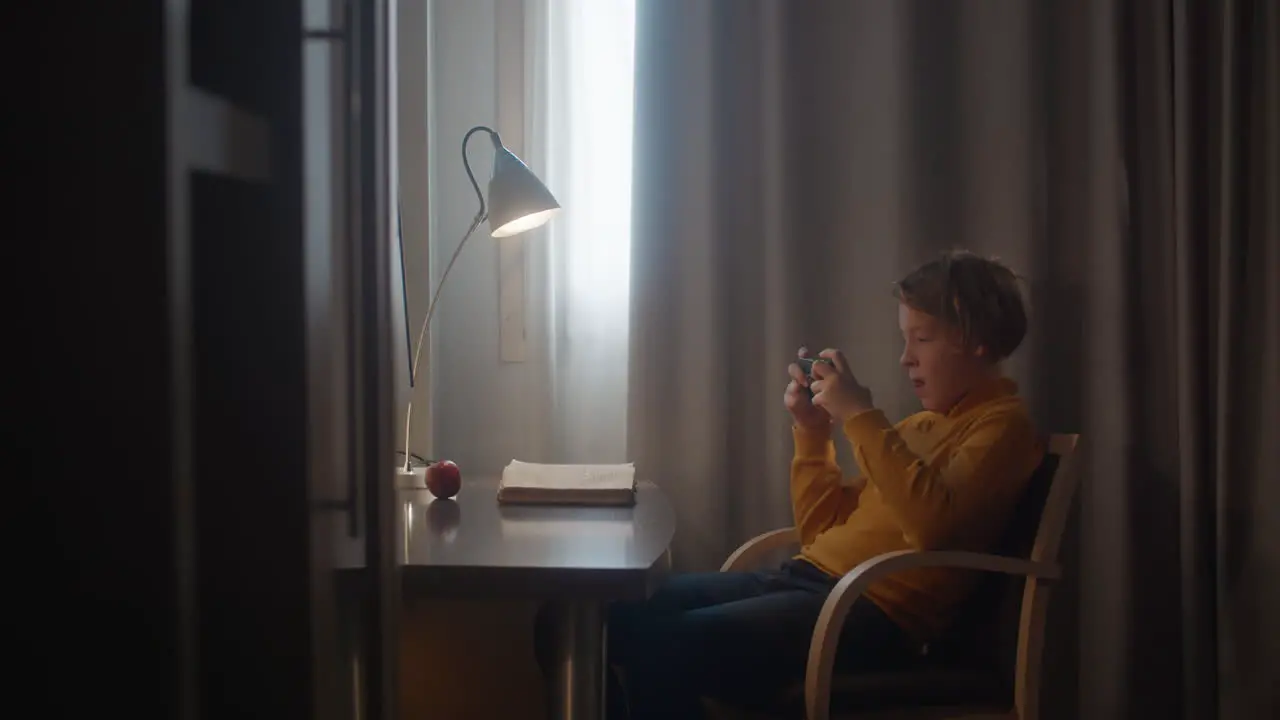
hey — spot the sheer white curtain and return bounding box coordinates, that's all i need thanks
[525,0,636,463]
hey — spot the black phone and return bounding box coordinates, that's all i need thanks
[796,356,832,380]
[796,356,833,397]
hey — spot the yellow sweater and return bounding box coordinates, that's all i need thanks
[792,377,1042,640]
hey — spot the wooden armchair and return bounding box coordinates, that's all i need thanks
[713,434,1080,720]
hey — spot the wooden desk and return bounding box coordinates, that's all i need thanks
[338,477,676,720]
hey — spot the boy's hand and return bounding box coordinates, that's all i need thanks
[785,347,831,432]
[810,349,875,421]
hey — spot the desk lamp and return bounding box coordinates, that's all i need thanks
[396,125,560,489]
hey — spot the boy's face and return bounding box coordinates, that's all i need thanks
[897,303,987,413]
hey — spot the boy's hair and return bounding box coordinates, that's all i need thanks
[893,250,1028,362]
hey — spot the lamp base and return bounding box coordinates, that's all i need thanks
[395,466,427,490]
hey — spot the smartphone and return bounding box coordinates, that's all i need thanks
[796,356,832,380]
[796,356,833,397]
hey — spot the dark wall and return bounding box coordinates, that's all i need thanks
[33,2,180,717]
[30,3,314,718]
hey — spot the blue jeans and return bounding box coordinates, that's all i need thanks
[538,559,915,720]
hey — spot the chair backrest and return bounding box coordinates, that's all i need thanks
[933,434,1080,720]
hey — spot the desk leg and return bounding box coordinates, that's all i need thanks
[545,599,606,720]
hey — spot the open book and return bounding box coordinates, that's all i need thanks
[497,460,637,506]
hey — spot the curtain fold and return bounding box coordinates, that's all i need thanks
[627,0,1279,717]
[520,0,635,465]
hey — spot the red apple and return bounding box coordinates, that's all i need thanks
[424,460,462,499]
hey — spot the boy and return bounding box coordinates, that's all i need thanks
[594,251,1043,719]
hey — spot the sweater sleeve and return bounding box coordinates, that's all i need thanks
[841,408,1037,550]
[790,425,862,546]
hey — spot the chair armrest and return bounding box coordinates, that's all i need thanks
[719,527,800,572]
[804,550,1060,720]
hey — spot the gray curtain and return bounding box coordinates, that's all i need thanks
[1079,1,1280,717]
[626,1,1278,718]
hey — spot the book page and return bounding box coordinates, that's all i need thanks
[501,460,635,491]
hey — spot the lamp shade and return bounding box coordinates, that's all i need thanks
[487,145,560,237]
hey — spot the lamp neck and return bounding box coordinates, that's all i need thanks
[461,125,501,221]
